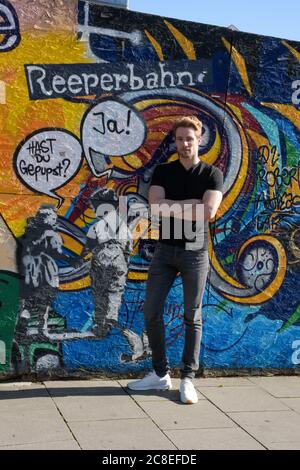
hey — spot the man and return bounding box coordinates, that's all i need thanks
[127,116,223,404]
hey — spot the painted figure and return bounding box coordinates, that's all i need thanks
[17,205,67,339]
[80,188,132,337]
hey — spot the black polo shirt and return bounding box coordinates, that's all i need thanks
[150,159,223,250]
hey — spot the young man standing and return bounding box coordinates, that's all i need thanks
[127,116,223,404]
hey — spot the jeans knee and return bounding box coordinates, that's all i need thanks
[184,306,202,326]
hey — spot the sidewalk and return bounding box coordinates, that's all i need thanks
[0,375,300,450]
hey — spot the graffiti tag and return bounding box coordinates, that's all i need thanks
[253,145,279,167]
[25,60,211,100]
[257,166,300,189]
[255,191,300,213]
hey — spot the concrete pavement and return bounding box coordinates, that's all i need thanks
[0,375,300,450]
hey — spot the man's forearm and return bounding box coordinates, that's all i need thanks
[150,198,207,220]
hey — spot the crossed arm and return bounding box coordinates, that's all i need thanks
[148,185,223,221]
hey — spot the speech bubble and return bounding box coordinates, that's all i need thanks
[13,128,83,208]
[81,98,147,177]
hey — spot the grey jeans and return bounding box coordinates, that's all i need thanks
[144,242,209,379]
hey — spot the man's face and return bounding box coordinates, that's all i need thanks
[175,127,201,160]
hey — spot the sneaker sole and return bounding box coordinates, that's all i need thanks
[181,398,198,404]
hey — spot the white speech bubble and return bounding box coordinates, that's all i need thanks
[81,98,147,177]
[14,129,83,208]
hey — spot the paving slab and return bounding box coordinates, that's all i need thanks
[196,385,289,412]
[280,398,300,414]
[69,418,177,450]
[0,385,56,413]
[228,410,300,446]
[266,441,300,450]
[52,393,146,422]
[0,408,73,447]
[0,382,35,388]
[194,377,254,387]
[45,380,127,397]
[139,400,237,430]
[248,376,300,398]
[0,440,80,450]
[165,427,265,450]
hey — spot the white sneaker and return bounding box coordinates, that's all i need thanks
[127,371,172,391]
[180,378,198,404]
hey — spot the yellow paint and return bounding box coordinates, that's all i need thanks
[247,129,270,149]
[222,37,252,96]
[147,131,171,141]
[261,103,300,130]
[168,153,179,162]
[135,99,187,111]
[144,30,164,60]
[201,130,221,166]
[164,20,196,59]
[60,233,84,255]
[109,155,139,172]
[282,41,300,62]
[226,103,244,123]
[208,234,244,289]
[0,28,90,219]
[146,115,182,127]
[128,270,148,282]
[0,32,89,136]
[59,276,91,291]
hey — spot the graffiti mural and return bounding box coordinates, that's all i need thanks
[0,0,300,378]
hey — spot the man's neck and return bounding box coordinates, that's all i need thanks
[179,156,200,170]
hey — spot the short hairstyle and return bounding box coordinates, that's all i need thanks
[172,116,202,138]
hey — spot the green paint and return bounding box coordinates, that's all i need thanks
[278,304,300,333]
[220,253,235,267]
[215,299,231,315]
[29,343,60,366]
[0,271,20,373]
[285,136,299,168]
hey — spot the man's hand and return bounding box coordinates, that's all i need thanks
[149,185,222,221]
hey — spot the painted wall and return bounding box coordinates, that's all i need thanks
[0,0,300,378]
